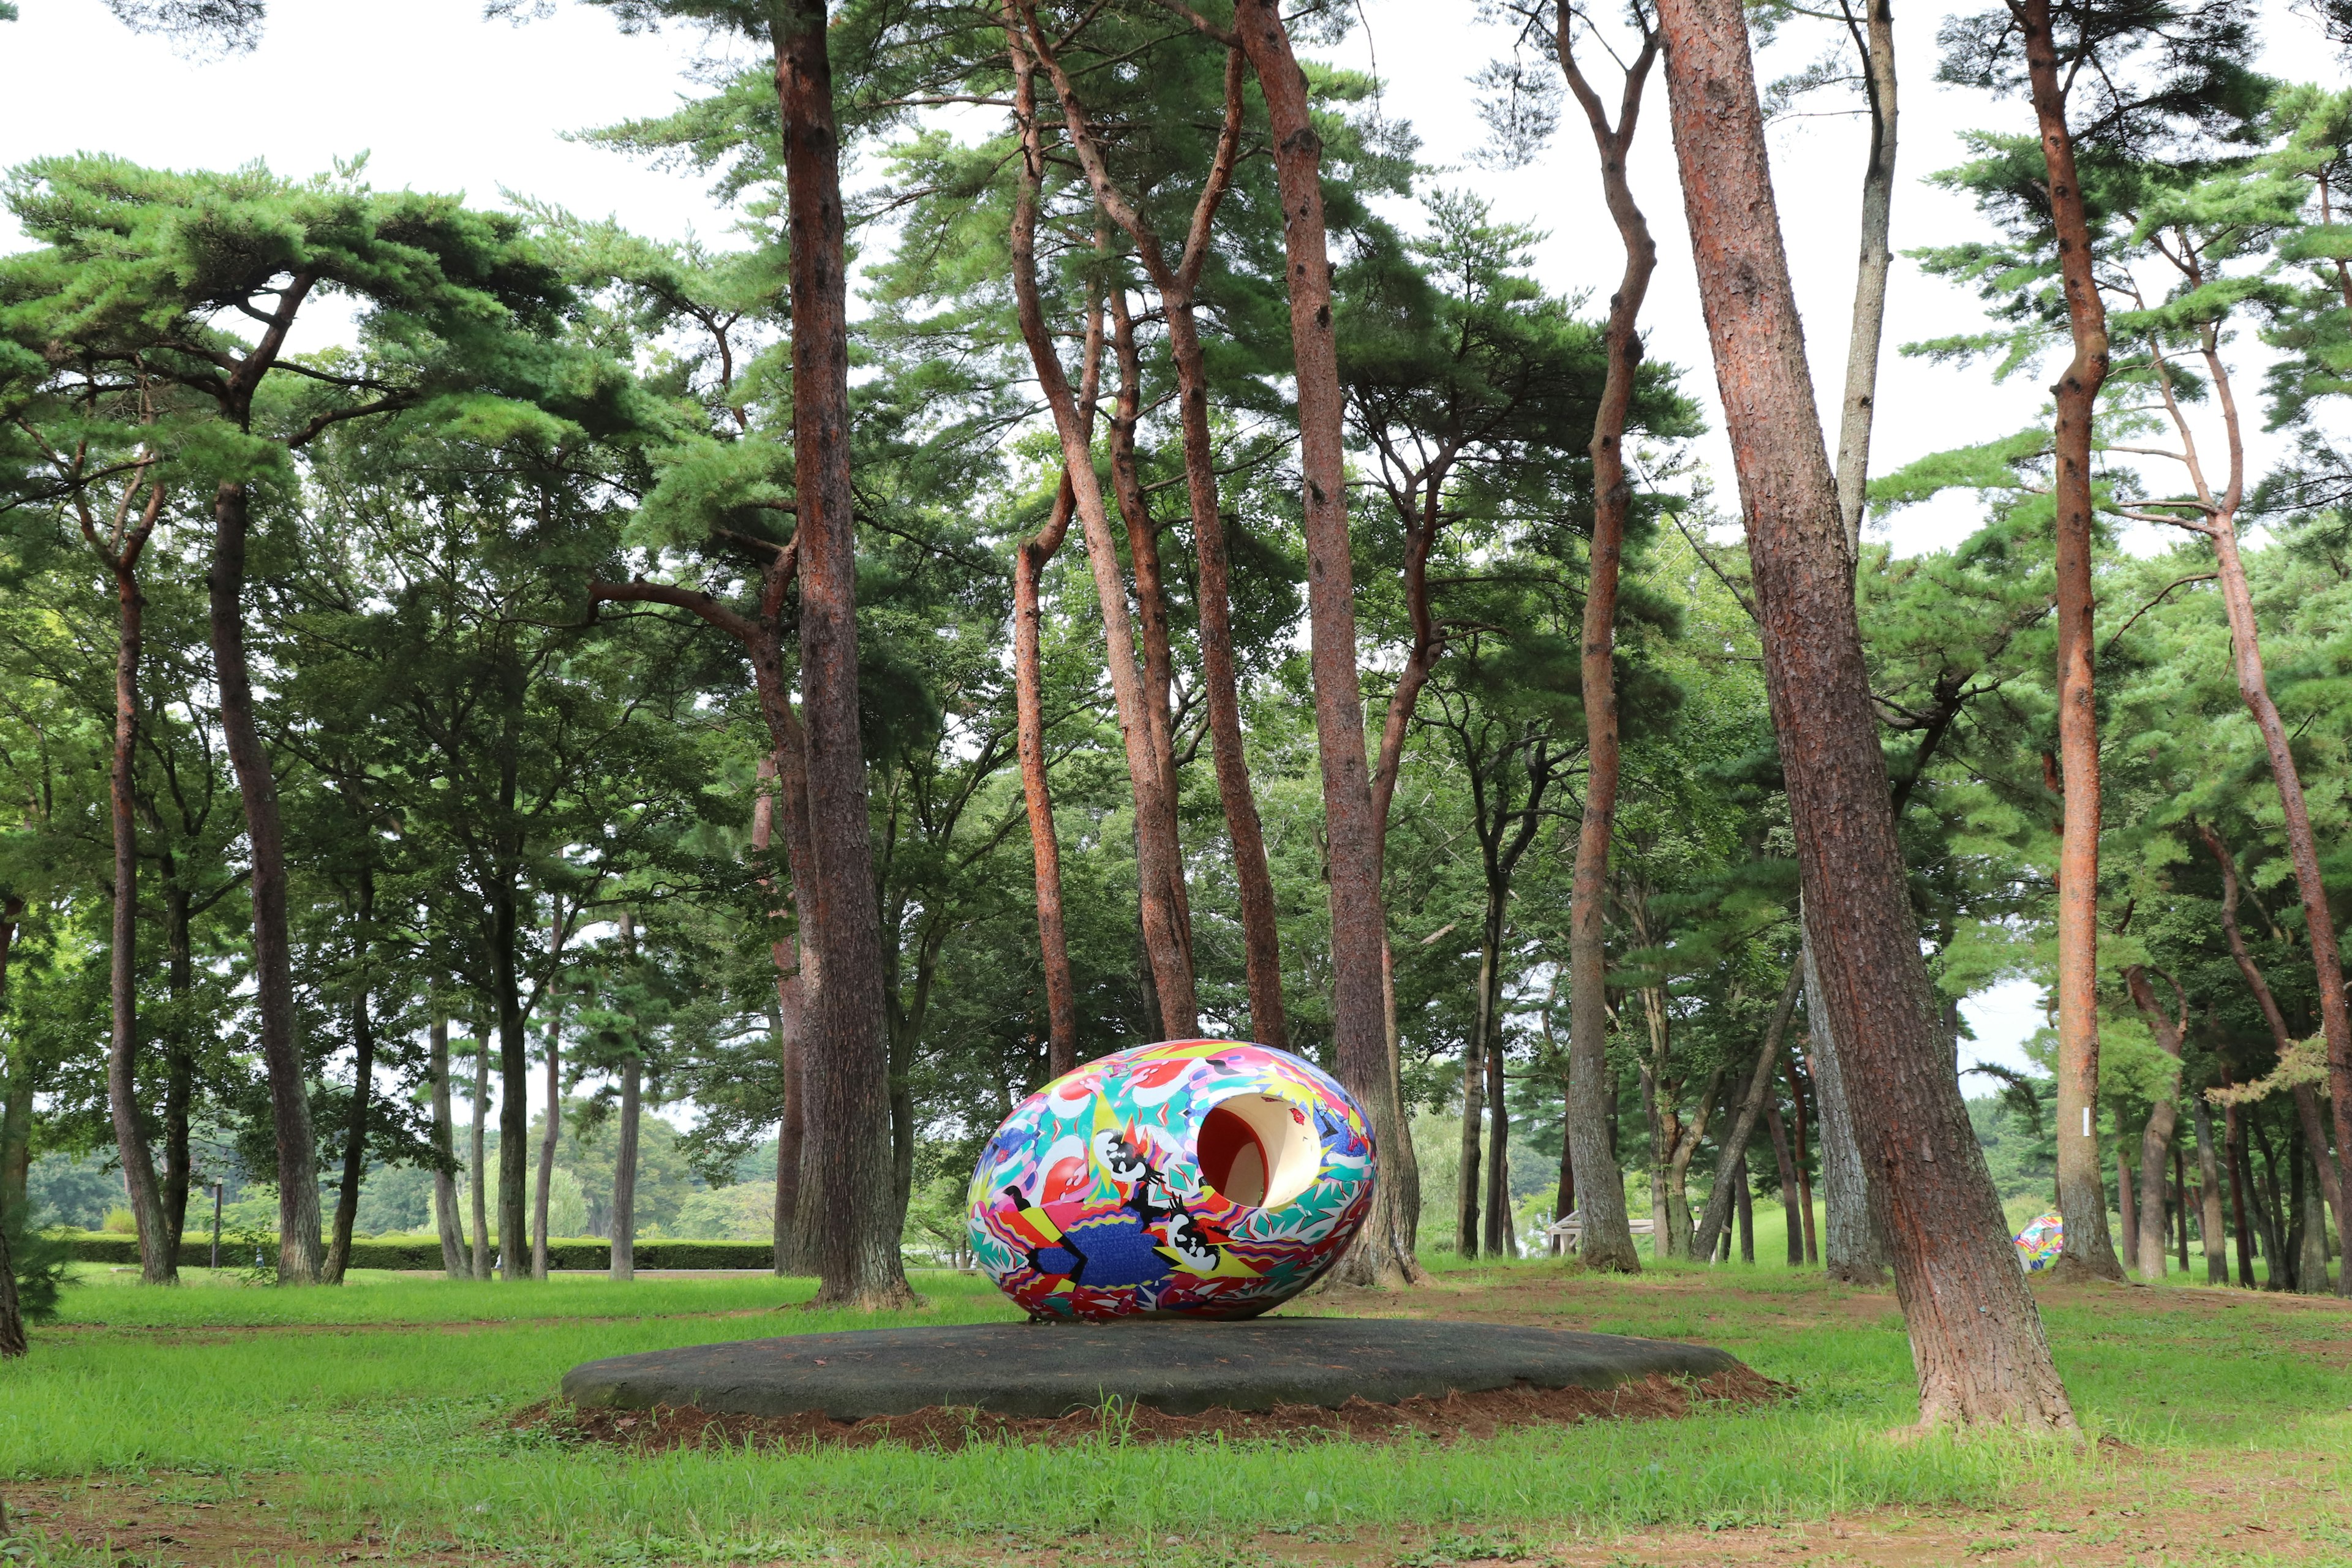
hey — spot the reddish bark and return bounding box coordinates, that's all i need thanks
[1012,286,1105,1080]
[1104,290,1185,835]
[1654,0,2076,1428]
[2010,0,2123,1282]
[774,0,911,1310]
[212,474,327,1286]
[1555,8,1660,1275]
[1003,9,1197,1039]
[1230,0,1415,1286]
[1017,15,1287,1049]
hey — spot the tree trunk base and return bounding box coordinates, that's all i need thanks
[1327,1237,1428,1289]
[805,1281,922,1311]
[1825,1259,1888,1286]
[1577,1240,1644,1274]
[2040,1253,2129,1286]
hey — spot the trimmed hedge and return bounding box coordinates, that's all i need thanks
[59,1233,780,1271]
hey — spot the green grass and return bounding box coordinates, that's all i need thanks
[4,1257,2348,1565]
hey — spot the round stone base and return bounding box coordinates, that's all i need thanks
[559,1316,1744,1420]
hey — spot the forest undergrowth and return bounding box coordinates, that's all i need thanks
[2,1254,2346,1567]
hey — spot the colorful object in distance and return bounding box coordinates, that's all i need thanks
[967,1039,1376,1321]
[2013,1210,2063,1272]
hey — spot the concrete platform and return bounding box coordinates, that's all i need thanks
[559,1316,1743,1419]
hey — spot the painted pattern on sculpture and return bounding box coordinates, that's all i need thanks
[2013,1210,2064,1272]
[967,1040,1376,1320]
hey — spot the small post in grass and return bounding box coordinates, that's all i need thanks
[209,1179,224,1270]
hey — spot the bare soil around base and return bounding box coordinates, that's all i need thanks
[519,1362,1787,1452]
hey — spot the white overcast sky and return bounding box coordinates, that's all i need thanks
[4,0,2342,1091]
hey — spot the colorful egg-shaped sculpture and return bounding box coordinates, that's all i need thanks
[967,1039,1376,1321]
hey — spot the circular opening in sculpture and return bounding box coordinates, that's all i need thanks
[1197,1093,1319,1210]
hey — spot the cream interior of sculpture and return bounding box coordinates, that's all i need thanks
[1199,1093,1320,1209]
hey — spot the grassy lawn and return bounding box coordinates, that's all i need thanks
[3,1250,2348,1567]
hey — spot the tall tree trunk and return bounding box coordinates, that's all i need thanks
[1736,1155,1755,1263]
[1654,0,2076,1428]
[2116,1147,2137,1266]
[750,751,813,1272]
[2249,1109,2289,1286]
[324,863,378,1286]
[1012,290,1104,1080]
[1662,1069,1722,1259]
[1016,481,1082,1078]
[1161,265,1289,1052]
[2189,1095,2230,1285]
[2198,822,2344,1260]
[1551,1088,1576,1255]
[429,1006,469,1280]
[2223,1093,2258,1287]
[1230,0,1414,1287]
[323,990,376,1285]
[1457,913,1495,1256]
[469,1031,491,1279]
[1785,1054,1820,1264]
[2173,1142,2190,1273]
[1484,971,1512,1259]
[772,975,806,1273]
[1695,967,1803,1261]
[2123,965,2184,1281]
[533,995,562,1280]
[2009,0,2122,1284]
[209,481,322,1284]
[609,907,644,1283]
[612,1053,641,1283]
[1022,25,1287,1048]
[160,886,194,1259]
[1803,933,1885,1283]
[1765,1096,1804,1264]
[102,508,173,1284]
[1832,0,1898,556]
[1001,17,1197,1040]
[491,875,529,1281]
[777,0,914,1309]
[2136,1100,2179,1286]
[1104,289,1194,985]
[2203,516,2352,1291]
[2295,1121,2330,1292]
[0,896,29,1227]
[0,1209,22,1357]
[1555,7,1659,1278]
[1384,935,1424,1251]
